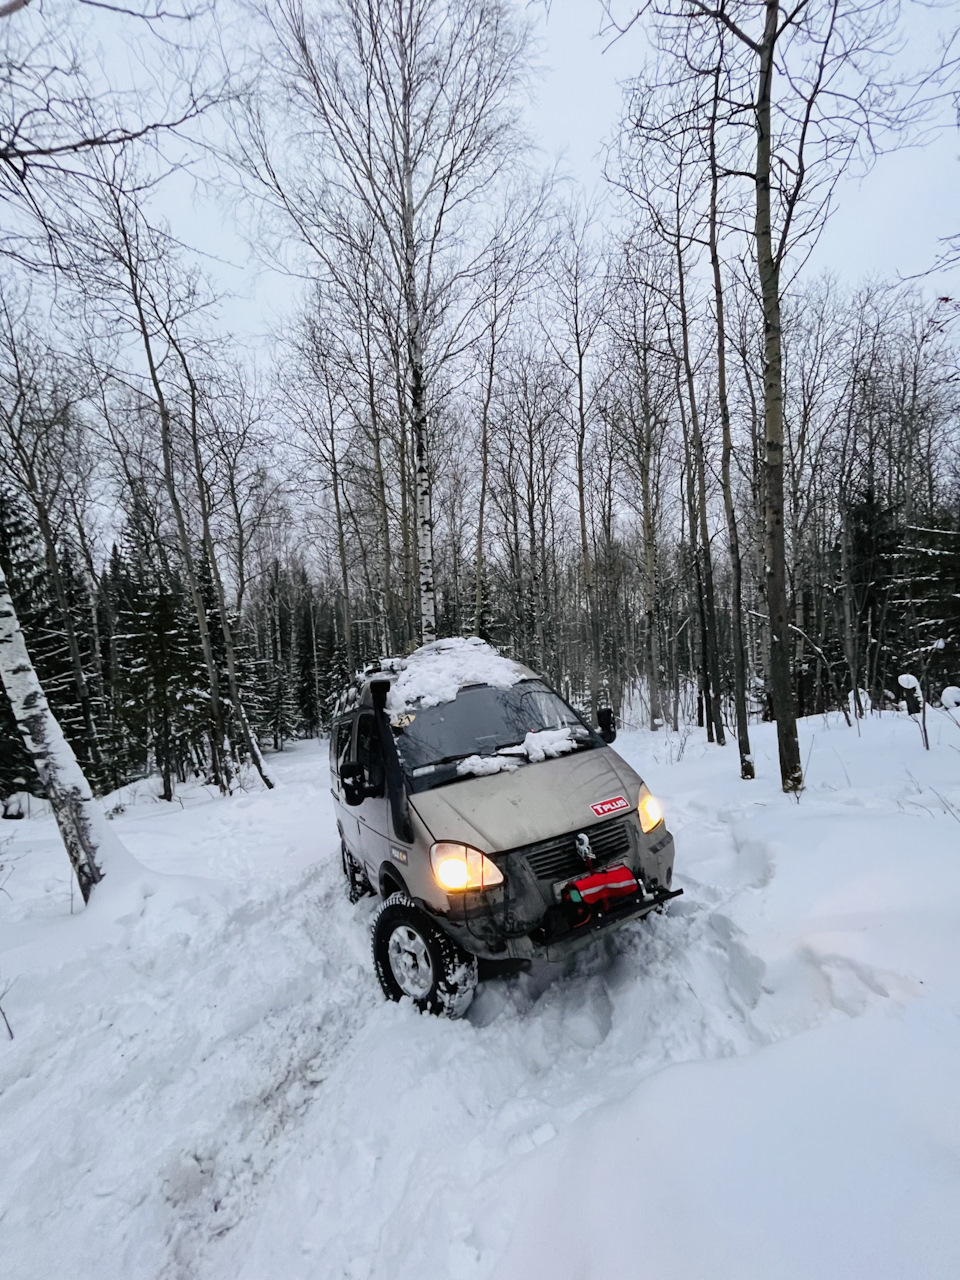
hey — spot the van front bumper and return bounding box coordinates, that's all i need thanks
[429,880,682,963]
[532,882,683,958]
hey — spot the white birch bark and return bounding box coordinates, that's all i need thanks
[0,564,133,903]
[415,432,437,644]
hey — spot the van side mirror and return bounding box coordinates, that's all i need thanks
[597,707,617,744]
[340,761,366,806]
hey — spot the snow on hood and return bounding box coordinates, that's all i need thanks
[386,636,526,712]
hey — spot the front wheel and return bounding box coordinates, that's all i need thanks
[371,893,478,1019]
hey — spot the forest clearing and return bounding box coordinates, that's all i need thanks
[2,711,959,1279]
[1,0,958,1275]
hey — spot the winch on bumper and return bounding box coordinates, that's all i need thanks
[427,814,681,963]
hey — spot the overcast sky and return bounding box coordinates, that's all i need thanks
[180,0,959,342]
[531,0,960,293]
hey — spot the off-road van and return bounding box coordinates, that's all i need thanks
[330,637,679,1017]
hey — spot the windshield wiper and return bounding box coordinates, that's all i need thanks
[496,730,593,753]
[409,752,480,777]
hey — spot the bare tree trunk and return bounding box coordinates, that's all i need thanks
[568,331,601,724]
[577,427,602,726]
[367,380,392,654]
[157,413,231,794]
[413,405,437,645]
[71,519,109,771]
[474,324,497,636]
[34,505,105,778]
[0,566,104,901]
[639,404,664,731]
[840,507,863,716]
[397,393,415,651]
[524,419,548,673]
[674,238,726,747]
[707,63,754,777]
[352,276,393,653]
[399,33,436,645]
[145,389,228,789]
[164,340,275,789]
[669,320,713,739]
[756,4,803,789]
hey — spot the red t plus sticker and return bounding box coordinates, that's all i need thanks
[590,794,629,818]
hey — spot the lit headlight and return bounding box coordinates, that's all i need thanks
[430,842,504,891]
[638,785,663,833]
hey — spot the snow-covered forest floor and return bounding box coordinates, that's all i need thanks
[2,711,959,1280]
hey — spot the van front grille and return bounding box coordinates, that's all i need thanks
[516,818,632,882]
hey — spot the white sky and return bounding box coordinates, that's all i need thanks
[532,0,960,293]
[164,0,959,341]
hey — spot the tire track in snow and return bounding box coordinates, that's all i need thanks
[1,737,917,1280]
[152,872,383,1280]
[196,862,901,1280]
[0,859,379,1280]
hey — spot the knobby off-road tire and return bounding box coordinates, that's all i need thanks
[341,842,372,904]
[372,893,478,1019]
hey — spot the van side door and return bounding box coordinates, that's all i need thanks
[331,715,361,857]
[354,711,390,879]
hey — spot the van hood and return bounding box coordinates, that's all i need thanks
[408,746,643,854]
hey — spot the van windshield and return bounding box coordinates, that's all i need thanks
[393,679,598,791]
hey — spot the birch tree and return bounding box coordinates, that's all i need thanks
[547,205,608,724]
[0,564,104,900]
[0,298,108,780]
[237,0,531,644]
[608,240,676,731]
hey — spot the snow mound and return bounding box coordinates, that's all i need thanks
[456,755,520,777]
[386,636,526,711]
[521,727,576,762]
[456,728,577,776]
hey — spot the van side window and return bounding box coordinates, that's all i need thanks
[334,719,353,778]
[356,713,385,796]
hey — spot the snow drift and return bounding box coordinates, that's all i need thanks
[1,710,959,1279]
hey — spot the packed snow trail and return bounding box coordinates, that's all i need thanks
[2,714,959,1279]
[0,753,379,1278]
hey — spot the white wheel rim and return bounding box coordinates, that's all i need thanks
[387,923,434,998]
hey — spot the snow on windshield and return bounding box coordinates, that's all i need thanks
[386,636,525,712]
[520,727,576,762]
[455,754,520,777]
[394,681,591,787]
[454,727,577,777]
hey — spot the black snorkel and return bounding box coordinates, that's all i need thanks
[369,677,414,844]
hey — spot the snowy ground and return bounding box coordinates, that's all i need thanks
[2,710,959,1280]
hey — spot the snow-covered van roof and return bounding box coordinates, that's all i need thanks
[386,637,533,711]
[334,637,535,718]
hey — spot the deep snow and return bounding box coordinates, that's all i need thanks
[2,709,959,1279]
